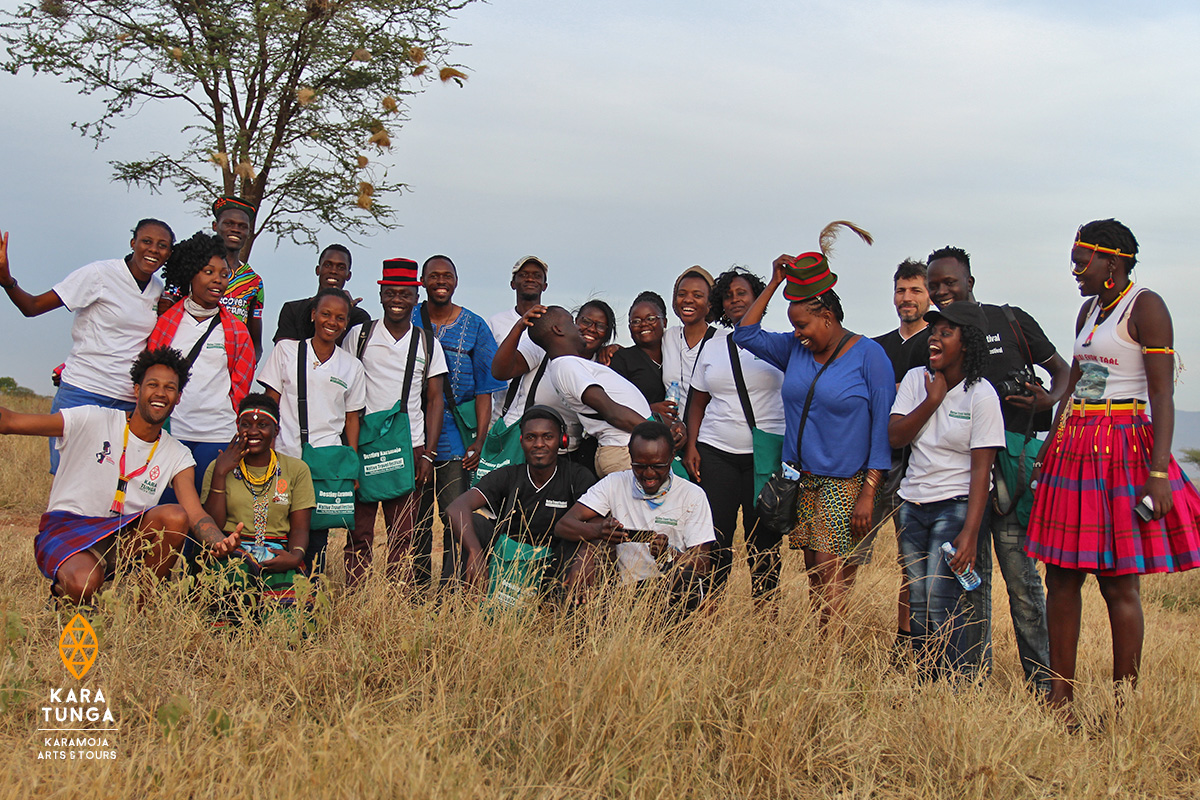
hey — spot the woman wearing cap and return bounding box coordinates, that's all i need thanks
[202,393,317,623]
[0,220,175,472]
[149,231,256,501]
[733,224,894,629]
[888,303,1004,680]
[661,267,718,422]
[1026,219,1200,720]
[682,268,786,600]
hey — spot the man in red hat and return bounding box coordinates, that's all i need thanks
[341,259,448,590]
[273,244,371,345]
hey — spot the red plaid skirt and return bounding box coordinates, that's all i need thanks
[1025,412,1200,575]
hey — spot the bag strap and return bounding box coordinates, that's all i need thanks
[183,314,223,370]
[398,325,422,408]
[794,332,853,471]
[297,339,310,446]
[355,319,377,360]
[994,305,1039,517]
[681,326,718,421]
[727,333,756,429]
[422,303,459,414]
[522,357,550,414]
[1000,304,1035,371]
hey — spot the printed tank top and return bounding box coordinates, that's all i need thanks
[1072,284,1147,401]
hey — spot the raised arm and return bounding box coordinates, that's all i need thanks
[0,408,65,438]
[0,232,65,317]
[737,255,789,328]
[492,306,543,380]
[888,370,947,448]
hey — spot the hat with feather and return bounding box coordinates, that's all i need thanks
[781,220,873,302]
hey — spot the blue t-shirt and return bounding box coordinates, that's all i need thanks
[414,303,506,458]
[732,323,895,478]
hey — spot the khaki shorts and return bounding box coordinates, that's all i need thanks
[595,445,631,478]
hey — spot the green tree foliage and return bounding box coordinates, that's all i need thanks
[1180,448,1200,470]
[1,0,474,256]
[0,377,34,397]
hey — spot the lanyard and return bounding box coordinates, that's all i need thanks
[110,421,161,515]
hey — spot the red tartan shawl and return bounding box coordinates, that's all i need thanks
[149,301,255,411]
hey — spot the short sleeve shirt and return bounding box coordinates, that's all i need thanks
[166,314,236,442]
[472,461,597,546]
[978,303,1057,433]
[221,262,265,323]
[202,453,316,546]
[691,333,785,454]
[547,356,652,447]
[47,406,195,517]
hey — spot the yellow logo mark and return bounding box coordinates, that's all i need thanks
[58,614,99,680]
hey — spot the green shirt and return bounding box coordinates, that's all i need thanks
[202,453,316,546]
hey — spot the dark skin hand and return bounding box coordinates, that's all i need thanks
[492,305,545,380]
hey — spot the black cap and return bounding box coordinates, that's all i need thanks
[925,302,988,333]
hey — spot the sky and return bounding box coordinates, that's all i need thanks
[0,0,1198,406]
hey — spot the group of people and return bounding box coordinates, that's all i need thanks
[2,204,1199,721]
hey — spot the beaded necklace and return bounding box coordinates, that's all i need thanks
[233,449,280,549]
[1080,281,1133,349]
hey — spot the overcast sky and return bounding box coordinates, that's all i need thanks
[1,0,1198,407]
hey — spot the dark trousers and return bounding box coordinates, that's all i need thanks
[346,492,420,590]
[304,529,329,579]
[697,442,783,597]
[413,460,468,590]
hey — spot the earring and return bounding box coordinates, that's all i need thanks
[824,319,831,328]
[1104,274,1115,289]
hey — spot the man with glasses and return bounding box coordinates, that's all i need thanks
[556,420,713,608]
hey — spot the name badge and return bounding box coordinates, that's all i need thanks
[544,499,568,509]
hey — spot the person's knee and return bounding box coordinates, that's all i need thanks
[56,557,106,604]
[1098,576,1140,606]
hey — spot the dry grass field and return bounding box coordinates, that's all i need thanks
[1,393,1199,798]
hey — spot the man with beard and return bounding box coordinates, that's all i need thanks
[925,245,1071,692]
[273,244,371,345]
[0,346,239,605]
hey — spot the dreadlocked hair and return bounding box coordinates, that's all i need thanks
[798,288,845,323]
[1078,218,1139,271]
[927,246,971,275]
[960,323,989,388]
[161,231,226,295]
[712,266,767,328]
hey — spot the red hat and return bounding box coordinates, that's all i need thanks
[379,258,421,286]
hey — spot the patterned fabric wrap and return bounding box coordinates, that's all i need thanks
[35,510,144,580]
[790,470,868,555]
[221,262,265,322]
[148,301,256,411]
[209,557,305,626]
[1026,412,1200,575]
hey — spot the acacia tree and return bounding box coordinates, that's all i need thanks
[1,0,474,257]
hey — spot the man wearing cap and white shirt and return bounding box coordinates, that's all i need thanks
[342,258,449,590]
[488,256,549,426]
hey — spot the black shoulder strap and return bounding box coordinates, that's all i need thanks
[794,332,853,471]
[522,356,550,413]
[297,339,309,446]
[355,320,377,360]
[727,333,756,429]
[183,314,223,370]
[1000,304,1035,370]
[396,325,422,408]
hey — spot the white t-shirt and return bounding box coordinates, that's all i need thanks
[692,334,785,454]
[488,308,525,424]
[168,315,235,443]
[576,471,715,582]
[48,406,195,517]
[892,367,1006,503]
[487,307,522,344]
[257,338,367,458]
[547,355,652,447]
[53,259,164,402]
[342,322,449,448]
[661,326,721,400]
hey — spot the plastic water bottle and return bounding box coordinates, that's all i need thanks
[940,542,982,591]
[667,381,682,411]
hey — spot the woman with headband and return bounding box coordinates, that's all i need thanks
[1026,219,1200,724]
[202,393,316,623]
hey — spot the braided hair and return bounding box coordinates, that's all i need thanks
[796,288,845,323]
[160,231,227,295]
[712,266,767,328]
[1078,218,1139,272]
[629,290,667,319]
[960,323,989,388]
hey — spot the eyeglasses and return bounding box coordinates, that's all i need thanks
[629,315,663,327]
[630,462,671,473]
[577,318,609,332]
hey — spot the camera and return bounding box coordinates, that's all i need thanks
[995,366,1042,399]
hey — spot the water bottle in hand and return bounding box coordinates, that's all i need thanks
[940,541,982,591]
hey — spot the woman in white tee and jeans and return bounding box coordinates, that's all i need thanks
[889,302,1005,681]
[0,220,175,472]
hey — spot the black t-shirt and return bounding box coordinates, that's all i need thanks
[609,346,666,404]
[873,326,932,384]
[274,296,371,345]
[473,461,597,546]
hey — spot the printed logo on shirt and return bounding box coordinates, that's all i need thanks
[205,342,226,352]
[544,499,568,509]
[138,479,158,495]
[149,466,161,482]
[95,441,111,465]
[948,410,971,420]
[653,516,678,527]
[272,492,291,505]
[329,376,348,389]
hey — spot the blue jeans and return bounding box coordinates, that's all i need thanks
[984,470,1051,690]
[897,498,990,681]
[49,381,135,473]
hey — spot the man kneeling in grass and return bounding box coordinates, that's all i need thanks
[0,346,239,605]
[556,420,713,610]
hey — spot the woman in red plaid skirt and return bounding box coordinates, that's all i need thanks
[1027,219,1200,720]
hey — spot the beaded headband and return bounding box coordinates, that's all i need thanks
[1072,228,1135,274]
[238,408,278,426]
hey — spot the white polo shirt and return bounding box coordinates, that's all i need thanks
[257,338,366,458]
[546,355,652,447]
[576,471,715,582]
[692,334,784,454]
[48,406,195,517]
[661,325,720,400]
[169,314,235,443]
[343,321,449,448]
[53,259,164,402]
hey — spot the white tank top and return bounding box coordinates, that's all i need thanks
[1072,285,1147,401]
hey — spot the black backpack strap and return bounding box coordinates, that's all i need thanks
[398,325,422,408]
[727,333,756,430]
[183,314,223,370]
[521,357,551,414]
[297,339,309,446]
[794,332,852,471]
[355,319,377,360]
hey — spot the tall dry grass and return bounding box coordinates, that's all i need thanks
[1,413,1199,797]
[0,392,52,515]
